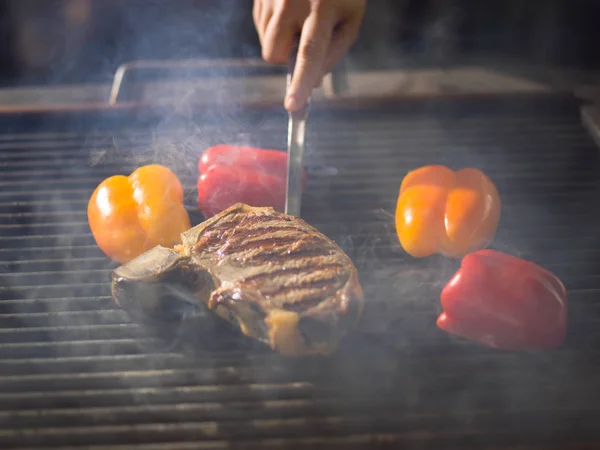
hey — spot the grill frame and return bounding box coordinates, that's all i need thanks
[1,93,600,449]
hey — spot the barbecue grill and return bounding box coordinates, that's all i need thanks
[2,50,600,450]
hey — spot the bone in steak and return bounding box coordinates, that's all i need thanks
[111,203,364,357]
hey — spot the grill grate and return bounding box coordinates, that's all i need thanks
[1,98,600,449]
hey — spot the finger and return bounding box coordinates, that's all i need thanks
[260,7,273,35]
[253,2,268,45]
[252,0,262,29]
[261,11,298,64]
[259,11,275,46]
[313,75,324,89]
[285,12,333,111]
[321,19,361,75]
[256,4,275,45]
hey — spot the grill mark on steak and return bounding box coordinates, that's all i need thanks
[233,225,305,240]
[192,213,249,252]
[240,215,295,228]
[239,225,305,238]
[248,267,346,297]
[235,245,334,265]
[242,262,348,310]
[194,227,236,252]
[228,255,346,275]
[243,262,345,284]
[219,228,307,255]
[268,279,346,308]
[245,221,302,231]
[237,213,288,228]
[252,266,347,293]
[207,213,245,231]
[203,213,305,256]
[224,234,315,256]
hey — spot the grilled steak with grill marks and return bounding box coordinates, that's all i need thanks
[111,203,364,356]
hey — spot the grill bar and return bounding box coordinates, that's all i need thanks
[1,97,600,448]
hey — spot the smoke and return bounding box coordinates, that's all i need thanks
[2,1,597,447]
[5,0,261,88]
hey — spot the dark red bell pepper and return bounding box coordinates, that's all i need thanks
[198,145,307,218]
[437,249,567,351]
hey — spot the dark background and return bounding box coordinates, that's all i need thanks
[0,0,598,88]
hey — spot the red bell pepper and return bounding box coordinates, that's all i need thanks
[437,249,567,351]
[198,145,307,218]
[198,165,287,218]
[199,145,292,175]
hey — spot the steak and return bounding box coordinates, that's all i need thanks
[111,203,364,357]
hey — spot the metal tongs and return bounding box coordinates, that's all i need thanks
[284,46,311,218]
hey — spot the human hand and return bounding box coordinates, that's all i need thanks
[253,0,366,112]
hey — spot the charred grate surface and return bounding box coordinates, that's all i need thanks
[1,98,600,449]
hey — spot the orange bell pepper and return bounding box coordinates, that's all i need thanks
[88,164,191,264]
[395,165,501,258]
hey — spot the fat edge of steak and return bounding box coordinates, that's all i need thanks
[112,203,365,357]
